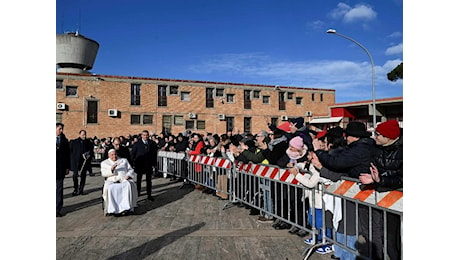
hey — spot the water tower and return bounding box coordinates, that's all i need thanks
[56,32,99,74]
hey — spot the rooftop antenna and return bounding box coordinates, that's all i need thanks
[75,8,81,36]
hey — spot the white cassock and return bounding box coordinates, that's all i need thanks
[101,157,138,214]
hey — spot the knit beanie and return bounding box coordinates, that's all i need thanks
[376,120,400,139]
[289,136,304,150]
[277,121,291,132]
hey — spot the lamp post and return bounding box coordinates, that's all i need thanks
[326,29,377,129]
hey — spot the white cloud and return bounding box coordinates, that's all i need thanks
[385,43,403,55]
[189,53,401,102]
[329,3,377,23]
[307,20,325,31]
[329,3,351,20]
[388,31,402,38]
[382,59,402,72]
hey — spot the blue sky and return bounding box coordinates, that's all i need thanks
[56,0,403,103]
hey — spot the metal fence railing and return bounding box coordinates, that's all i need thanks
[157,151,403,260]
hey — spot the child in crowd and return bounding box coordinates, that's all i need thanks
[288,133,334,255]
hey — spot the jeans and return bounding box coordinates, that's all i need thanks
[335,232,357,260]
[308,208,332,242]
[260,179,273,218]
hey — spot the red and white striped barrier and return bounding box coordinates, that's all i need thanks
[188,155,232,169]
[234,161,300,185]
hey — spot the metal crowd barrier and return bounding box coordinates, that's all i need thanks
[156,152,403,260]
[157,151,186,178]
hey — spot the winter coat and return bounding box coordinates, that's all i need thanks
[70,137,94,173]
[130,139,158,171]
[56,133,70,180]
[315,137,376,179]
[261,136,289,166]
[369,137,403,192]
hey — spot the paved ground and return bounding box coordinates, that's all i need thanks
[56,167,333,260]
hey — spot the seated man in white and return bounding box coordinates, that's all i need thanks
[101,149,138,216]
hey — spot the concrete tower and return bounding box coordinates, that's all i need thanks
[56,32,100,74]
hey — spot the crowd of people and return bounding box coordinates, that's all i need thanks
[56,116,402,259]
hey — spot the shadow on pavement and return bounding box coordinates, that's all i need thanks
[106,222,206,259]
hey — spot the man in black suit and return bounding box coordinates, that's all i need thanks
[70,130,94,196]
[56,123,70,217]
[131,130,157,201]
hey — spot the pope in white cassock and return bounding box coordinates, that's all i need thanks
[101,149,138,215]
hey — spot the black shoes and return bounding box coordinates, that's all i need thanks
[72,191,79,196]
[202,188,213,194]
[121,210,133,216]
[296,230,309,237]
[249,208,259,215]
[147,196,155,201]
[288,226,300,234]
[274,221,291,230]
[79,191,88,195]
[56,212,63,217]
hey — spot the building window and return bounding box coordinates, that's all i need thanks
[131,84,141,106]
[181,92,190,101]
[143,115,153,125]
[244,90,251,109]
[197,120,206,130]
[65,86,77,97]
[185,120,195,130]
[311,93,315,102]
[206,88,214,108]
[158,85,167,106]
[216,88,224,97]
[226,117,234,132]
[253,90,260,99]
[287,92,294,100]
[296,97,302,105]
[56,80,63,90]
[243,117,251,134]
[279,92,286,110]
[162,115,172,133]
[174,115,184,125]
[262,96,270,104]
[131,114,141,125]
[169,85,179,95]
[226,94,235,103]
[87,100,98,124]
[56,113,62,123]
[320,93,324,102]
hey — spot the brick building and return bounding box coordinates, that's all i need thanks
[56,73,336,138]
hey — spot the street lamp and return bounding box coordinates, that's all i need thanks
[326,29,377,129]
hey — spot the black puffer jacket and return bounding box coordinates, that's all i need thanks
[370,137,403,192]
[315,137,376,179]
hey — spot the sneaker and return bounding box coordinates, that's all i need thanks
[257,216,273,223]
[304,237,316,245]
[315,244,333,255]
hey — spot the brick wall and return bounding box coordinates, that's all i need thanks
[56,73,335,139]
